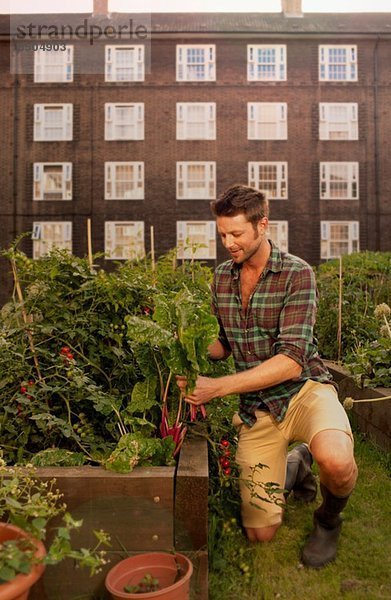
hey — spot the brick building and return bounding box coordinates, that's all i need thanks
[0,0,390,302]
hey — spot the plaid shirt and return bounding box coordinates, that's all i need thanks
[211,241,333,426]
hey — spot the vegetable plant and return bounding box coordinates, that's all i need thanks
[0,240,223,471]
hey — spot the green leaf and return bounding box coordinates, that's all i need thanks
[126,315,172,348]
[129,377,158,414]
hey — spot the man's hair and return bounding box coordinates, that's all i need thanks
[210,185,269,227]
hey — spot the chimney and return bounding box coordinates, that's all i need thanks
[93,0,109,15]
[281,0,303,17]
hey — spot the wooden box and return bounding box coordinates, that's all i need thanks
[30,436,208,600]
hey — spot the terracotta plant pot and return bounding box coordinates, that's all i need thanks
[105,551,193,600]
[0,523,46,600]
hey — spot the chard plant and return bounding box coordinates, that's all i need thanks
[125,286,220,457]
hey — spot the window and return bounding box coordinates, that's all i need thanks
[177,162,216,199]
[319,45,357,82]
[320,162,359,200]
[32,222,72,259]
[267,221,288,253]
[319,103,358,140]
[321,221,359,259]
[105,162,144,200]
[177,103,216,140]
[177,221,216,260]
[176,45,216,82]
[247,45,286,81]
[105,45,144,82]
[248,103,287,140]
[249,162,288,199]
[34,104,73,141]
[105,221,145,260]
[33,163,72,201]
[105,103,144,140]
[34,46,73,83]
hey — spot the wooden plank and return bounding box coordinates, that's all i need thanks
[325,361,391,451]
[175,436,209,551]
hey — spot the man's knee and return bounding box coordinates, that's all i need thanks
[245,523,281,543]
[311,430,357,492]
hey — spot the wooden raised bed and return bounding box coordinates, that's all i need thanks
[325,360,391,451]
[30,435,208,600]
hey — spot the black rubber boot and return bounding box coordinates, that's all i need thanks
[284,443,317,503]
[301,483,350,568]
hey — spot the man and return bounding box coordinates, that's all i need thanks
[176,184,357,568]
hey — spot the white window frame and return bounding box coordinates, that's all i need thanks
[176,45,216,82]
[105,221,145,261]
[34,104,73,141]
[248,162,288,200]
[105,162,144,200]
[32,221,72,259]
[176,103,216,140]
[319,45,358,82]
[319,103,358,140]
[176,162,216,200]
[105,45,145,82]
[320,162,359,200]
[248,102,287,140]
[321,221,359,259]
[105,103,144,140]
[177,221,216,260]
[33,163,72,201]
[247,45,287,82]
[267,221,289,253]
[34,46,73,83]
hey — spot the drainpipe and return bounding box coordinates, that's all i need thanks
[373,36,380,251]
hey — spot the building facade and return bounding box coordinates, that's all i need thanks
[0,2,391,302]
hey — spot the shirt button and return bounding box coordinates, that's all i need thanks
[247,350,252,355]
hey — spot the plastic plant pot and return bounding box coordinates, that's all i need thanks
[105,551,193,600]
[0,523,46,600]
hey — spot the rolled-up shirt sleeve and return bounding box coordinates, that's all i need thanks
[272,266,318,367]
[211,277,232,353]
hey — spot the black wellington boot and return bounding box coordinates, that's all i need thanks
[301,483,351,568]
[284,443,317,503]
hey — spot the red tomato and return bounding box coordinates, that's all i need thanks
[221,439,230,448]
[20,386,27,394]
[223,467,231,476]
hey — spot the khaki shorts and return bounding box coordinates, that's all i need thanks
[232,379,353,529]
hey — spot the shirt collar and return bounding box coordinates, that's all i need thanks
[230,239,283,280]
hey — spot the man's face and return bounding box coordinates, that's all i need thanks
[216,213,268,265]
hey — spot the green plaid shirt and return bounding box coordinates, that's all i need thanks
[211,241,333,426]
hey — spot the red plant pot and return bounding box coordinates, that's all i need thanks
[0,523,46,600]
[105,552,193,600]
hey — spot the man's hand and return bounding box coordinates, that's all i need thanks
[176,375,221,405]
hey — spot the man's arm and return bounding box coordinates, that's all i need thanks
[208,339,231,361]
[176,353,302,405]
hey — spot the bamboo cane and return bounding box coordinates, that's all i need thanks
[87,218,93,268]
[150,225,155,271]
[337,256,343,364]
[10,257,42,382]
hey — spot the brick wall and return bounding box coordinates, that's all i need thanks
[1,28,390,305]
